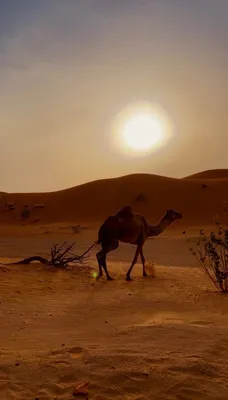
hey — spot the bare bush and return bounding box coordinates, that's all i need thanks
[72,225,81,234]
[190,218,228,293]
[135,193,146,202]
[6,203,16,210]
[21,205,30,219]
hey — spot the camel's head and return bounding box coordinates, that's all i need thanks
[165,209,183,223]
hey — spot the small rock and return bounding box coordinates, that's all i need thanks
[15,362,20,367]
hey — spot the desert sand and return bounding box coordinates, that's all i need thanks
[0,170,228,399]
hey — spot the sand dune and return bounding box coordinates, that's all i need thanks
[184,169,228,180]
[0,171,228,227]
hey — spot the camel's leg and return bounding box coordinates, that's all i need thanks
[96,241,118,280]
[126,245,141,281]
[96,261,103,279]
[96,250,107,280]
[139,247,148,277]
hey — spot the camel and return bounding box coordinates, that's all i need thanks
[96,206,182,281]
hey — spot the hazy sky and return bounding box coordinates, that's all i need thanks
[0,0,228,192]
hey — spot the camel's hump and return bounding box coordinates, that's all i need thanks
[115,206,133,219]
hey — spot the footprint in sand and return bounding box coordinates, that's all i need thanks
[67,346,85,359]
[48,346,85,360]
[189,320,215,328]
[128,371,149,381]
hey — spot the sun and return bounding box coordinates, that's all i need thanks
[122,112,162,151]
[111,102,173,155]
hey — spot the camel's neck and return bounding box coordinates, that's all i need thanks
[148,216,172,237]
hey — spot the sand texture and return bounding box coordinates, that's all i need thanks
[0,170,228,399]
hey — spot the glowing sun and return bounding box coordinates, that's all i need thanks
[122,113,162,151]
[111,102,173,155]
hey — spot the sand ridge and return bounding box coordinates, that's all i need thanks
[0,171,228,227]
[184,169,228,180]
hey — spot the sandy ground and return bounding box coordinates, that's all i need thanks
[0,228,228,400]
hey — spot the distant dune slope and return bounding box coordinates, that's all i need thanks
[0,172,228,227]
[184,169,228,180]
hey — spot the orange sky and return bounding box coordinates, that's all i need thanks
[0,0,227,192]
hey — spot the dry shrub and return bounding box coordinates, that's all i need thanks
[135,193,146,202]
[72,225,81,234]
[21,205,30,219]
[190,217,228,293]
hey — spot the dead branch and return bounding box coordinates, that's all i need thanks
[9,256,49,265]
[6,242,88,268]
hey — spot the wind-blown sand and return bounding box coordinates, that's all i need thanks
[0,170,228,399]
